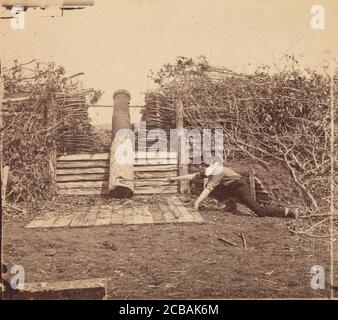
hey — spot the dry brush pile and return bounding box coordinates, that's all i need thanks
[1,60,101,211]
[146,56,337,235]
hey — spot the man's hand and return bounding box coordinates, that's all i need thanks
[194,188,211,211]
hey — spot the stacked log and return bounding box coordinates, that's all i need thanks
[56,152,179,196]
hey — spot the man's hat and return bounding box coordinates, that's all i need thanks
[205,161,223,176]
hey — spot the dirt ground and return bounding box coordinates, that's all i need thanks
[2,194,334,299]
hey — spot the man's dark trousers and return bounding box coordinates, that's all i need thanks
[210,177,285,217]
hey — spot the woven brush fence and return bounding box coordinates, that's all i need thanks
[137,92,175,152]
[55,91,95,155]
[141,91,175,130]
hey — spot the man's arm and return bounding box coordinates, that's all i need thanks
[169,173,199,181]
[193,170,227,210]
[194,188,212,210]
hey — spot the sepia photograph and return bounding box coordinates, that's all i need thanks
[0,0,337,304]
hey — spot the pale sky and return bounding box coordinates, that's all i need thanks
[1,0,337,125]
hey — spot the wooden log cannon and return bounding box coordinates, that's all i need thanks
[108,89,134,198]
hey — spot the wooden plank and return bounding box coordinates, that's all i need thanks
[13,278,107,299]
[189,209,204,223]
[50,215,74,228]
[57,151,177,162]
[57,188,108,196]
[58,179,177,189]
[95,208,113,226]
[20,277,107,295]
[100,205,114,211]
[169,195,184,206]
[57,167,108,175]
[70,211,88,227]
[57,181,108,189]
[173,195,203,223]
[165,197,183,221]
[56,162,177,173]
[176,206,194,222]
[158,203,176,223]
[58,186,178,195]
[123,207,134,225]
[56,174,178,182]
[57,161,109,169]
[133,207,144,224]
[134,158,178,165]
[135,151,178,159]
[82,207,100,226]
[149,204,166,224]
[41,217,58,228]
[58,153,109,161]
[171,196,195,222]
[134,179,178,187]
[110,206,124,224]
[25,219,48,229]
[56,173,108,182]
[133,164,177,171]
[143,205,154,224]
[56,174,108,182]
[134,171,178,179]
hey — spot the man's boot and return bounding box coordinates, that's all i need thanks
[284,208,299,219]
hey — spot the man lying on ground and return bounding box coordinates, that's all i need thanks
[170,162,299,219]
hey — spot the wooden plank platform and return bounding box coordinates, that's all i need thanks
[149,203,166,224]
[25,196,204,229]
[70,211,88,227]
[50,215,74,228]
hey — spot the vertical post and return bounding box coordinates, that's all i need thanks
[0,74,4,167]
[0,76,5,201]
[249,168,256,201]
[329,69,337,299]
[1,166,9,206]
[175,98,189,193]
[47,99,57,195]
[0,76,3,171]
[0,67,4,296]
